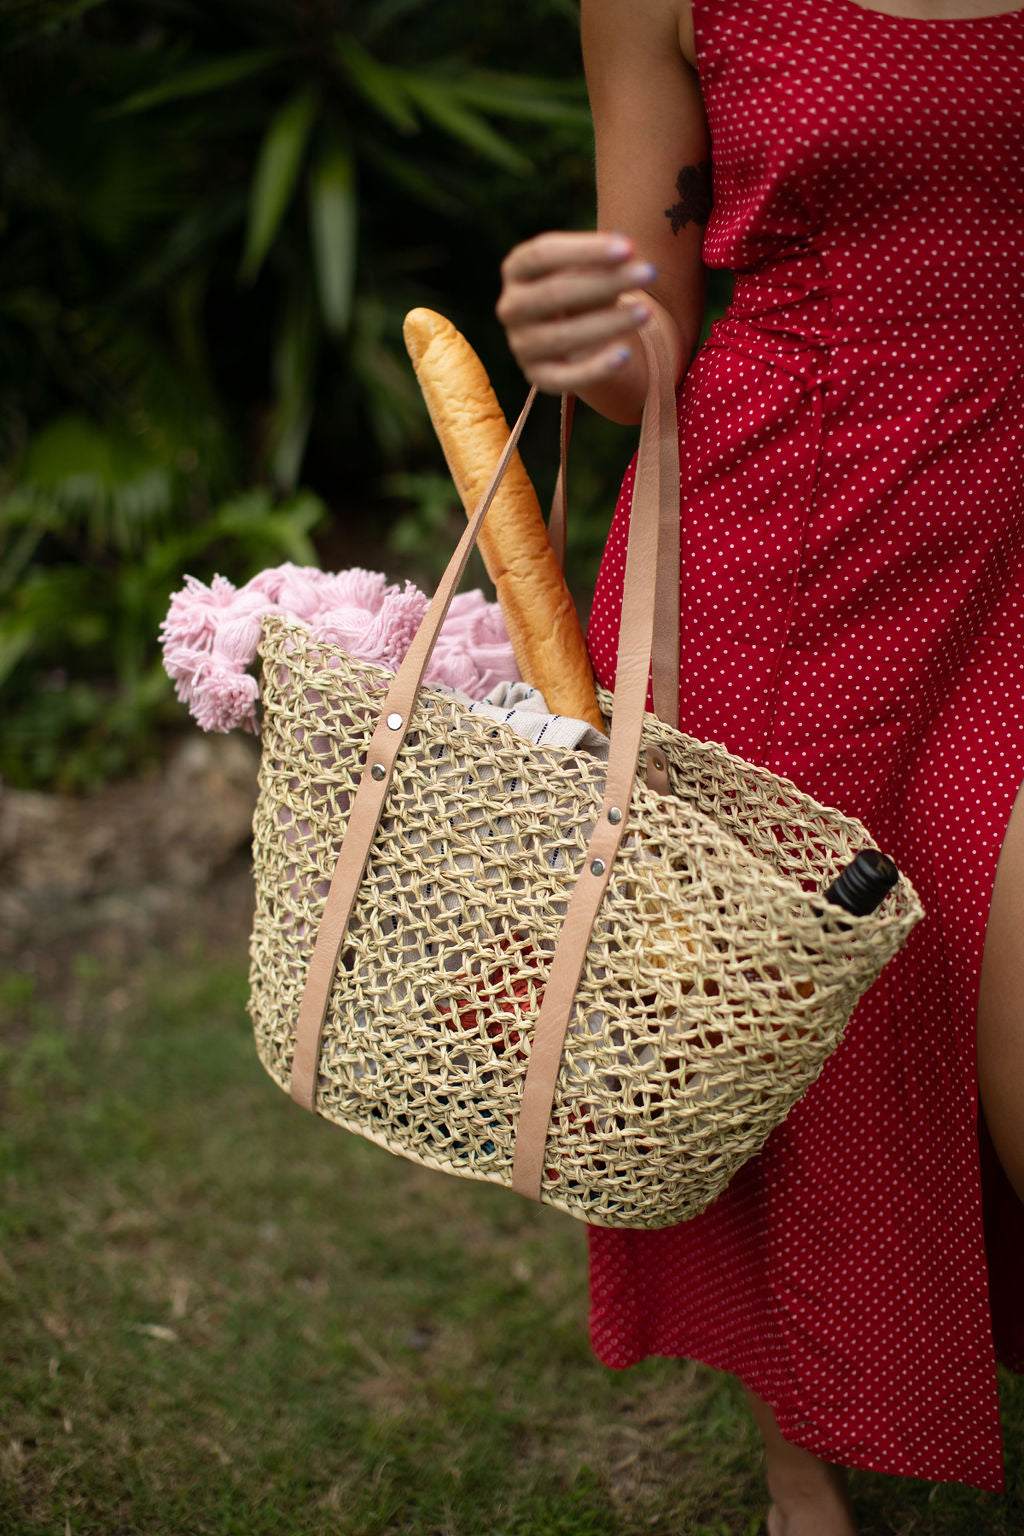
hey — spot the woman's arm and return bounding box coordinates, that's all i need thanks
[496,0,709,424]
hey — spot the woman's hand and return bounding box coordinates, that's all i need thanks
[495,230,658,404]
[499,0,709,421]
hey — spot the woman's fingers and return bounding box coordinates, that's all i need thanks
[514,297,650,369]
[501,261,656,327]
[496,229,658,393]
[522,338,640,395]
[501,229,633,284]
[499,237,655,327]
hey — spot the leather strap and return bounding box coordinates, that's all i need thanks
[547,393,574,571]
[510,317,677,1198]
[548,304,680,730]
[290,315,680,1210]
[290,387,539,1110]
[644,743,672,798]
[650,352,681,731]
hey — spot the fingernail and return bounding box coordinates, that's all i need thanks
[631,303,651,324]
[629,261,657,284]
[612,346,632,368]
[607,233,633,259]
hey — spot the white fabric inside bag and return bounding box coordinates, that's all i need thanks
[432,679,610,761]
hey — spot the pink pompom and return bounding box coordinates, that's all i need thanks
[161,561,520,732]
[213,613,265,664]
[188,662,261,734]
[159,573,240,653]
[330,568,392,612]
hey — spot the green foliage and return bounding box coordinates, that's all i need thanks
[0,0,595,791]
[1,0,592,493]
[0,413,325,790]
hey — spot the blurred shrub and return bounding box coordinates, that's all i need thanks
[0,0,595,789]
[1,0,592,492]
[0,411,324,790]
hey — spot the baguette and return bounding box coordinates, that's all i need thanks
[403,307,604,733]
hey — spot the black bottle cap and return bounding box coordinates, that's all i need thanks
[823,849,899,917]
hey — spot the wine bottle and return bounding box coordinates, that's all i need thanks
[822,849,899,919]
[779,850,900,1005]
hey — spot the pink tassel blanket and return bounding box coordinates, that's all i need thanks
[160,563,519,733]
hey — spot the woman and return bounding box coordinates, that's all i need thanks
[496,0,1024,1531]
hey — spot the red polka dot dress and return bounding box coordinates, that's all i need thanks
[585,0,1024,1493]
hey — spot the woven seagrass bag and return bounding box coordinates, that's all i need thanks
[248,317,924,1229]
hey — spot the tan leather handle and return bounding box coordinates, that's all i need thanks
[546,392,573,572]
[289,314,680,1203]
[510,315,677,1198]
[289,386,538,1109]
[547,309,680,730]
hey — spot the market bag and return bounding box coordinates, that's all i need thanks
[248,318,924,1229]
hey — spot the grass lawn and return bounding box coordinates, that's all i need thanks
[1,917,1021,1536]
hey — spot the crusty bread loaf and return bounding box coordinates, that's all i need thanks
[403,307,604,733]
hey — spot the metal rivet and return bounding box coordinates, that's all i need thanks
[370,763,387,781]
[386,712,403,730]
[607,807,623,825]
[590,858,606,876]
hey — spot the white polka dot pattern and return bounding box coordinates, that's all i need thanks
[585,0,1024,1494]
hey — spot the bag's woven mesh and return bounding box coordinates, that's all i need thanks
[250,617,923,1228]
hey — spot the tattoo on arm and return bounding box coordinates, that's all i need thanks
[664,160,713,234]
